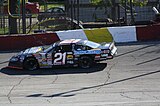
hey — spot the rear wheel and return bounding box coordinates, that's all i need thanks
[79,56,92,69]
[23,58,39,71]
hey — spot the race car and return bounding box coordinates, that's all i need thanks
[8,39,117,70]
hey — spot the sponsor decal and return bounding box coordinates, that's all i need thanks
[67,52,73,54]
[54,62,63,65]
[102,50,110,53]
[54,52,66,65]
[67,61,74,64]
[95,54,101,60]
[26,54,33,57]
[40,62,48,66]
[19,56,25,62]
[74,50,101,55]
[101,54,108,57]
[34,54,42,59]
[67,55,73,59]
[74,58,78,60]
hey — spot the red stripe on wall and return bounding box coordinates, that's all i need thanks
[136,24,160,41]
[0,33,60,51]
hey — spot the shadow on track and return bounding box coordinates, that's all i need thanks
[26,69,160,98]
[136,56,160,65]
[0,63,107,75]
[116,44,157,58]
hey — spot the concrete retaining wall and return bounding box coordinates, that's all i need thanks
[136,25,160,41]
[108,26,137,42]
[0,33,60,51]
[0,24,160,51]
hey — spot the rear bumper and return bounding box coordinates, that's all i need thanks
[111,46,117,56]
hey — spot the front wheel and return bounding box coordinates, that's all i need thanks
[79,56,93,69]
[23,58,39,71]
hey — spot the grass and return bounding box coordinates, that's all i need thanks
[40,4,64,12]
[0,27,8,35]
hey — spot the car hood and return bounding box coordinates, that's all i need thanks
[19,46,43,55]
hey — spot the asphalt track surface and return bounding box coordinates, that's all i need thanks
[0,41,160,106]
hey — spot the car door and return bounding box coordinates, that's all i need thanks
[38,45,55,68]
[53,44,74,66]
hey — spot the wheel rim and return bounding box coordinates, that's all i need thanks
[24,59,38,70]
[80,57,91,68]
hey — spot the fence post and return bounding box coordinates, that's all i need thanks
[130,0,134,25]
[77,0,79,27]
[22,0,26,34]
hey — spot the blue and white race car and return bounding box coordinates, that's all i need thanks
[8,39,117,70]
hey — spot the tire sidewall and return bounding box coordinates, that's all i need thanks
[79,56,92,69]
[23,58,38,71]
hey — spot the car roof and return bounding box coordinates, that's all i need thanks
[59,39,83,45]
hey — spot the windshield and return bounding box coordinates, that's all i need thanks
[43,43,56,53]
[84,40,100,48]
[23,47,42,54]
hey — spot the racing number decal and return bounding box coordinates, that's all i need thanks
[54,53,66,65]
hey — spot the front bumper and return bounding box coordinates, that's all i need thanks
[8,60,23,70]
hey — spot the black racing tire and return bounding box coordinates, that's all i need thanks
[79,56,93,69]
[23,58,39,71]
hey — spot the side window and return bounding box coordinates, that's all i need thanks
[61,45,72,52]
[54,46,61,52]
[85,46,92,50]
[74,45,84,51]
[48,47,55,53]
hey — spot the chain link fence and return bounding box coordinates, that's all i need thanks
[0,0,160,35]
[66,0,160,25]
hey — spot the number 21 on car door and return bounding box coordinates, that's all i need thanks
[53,52,66,65]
